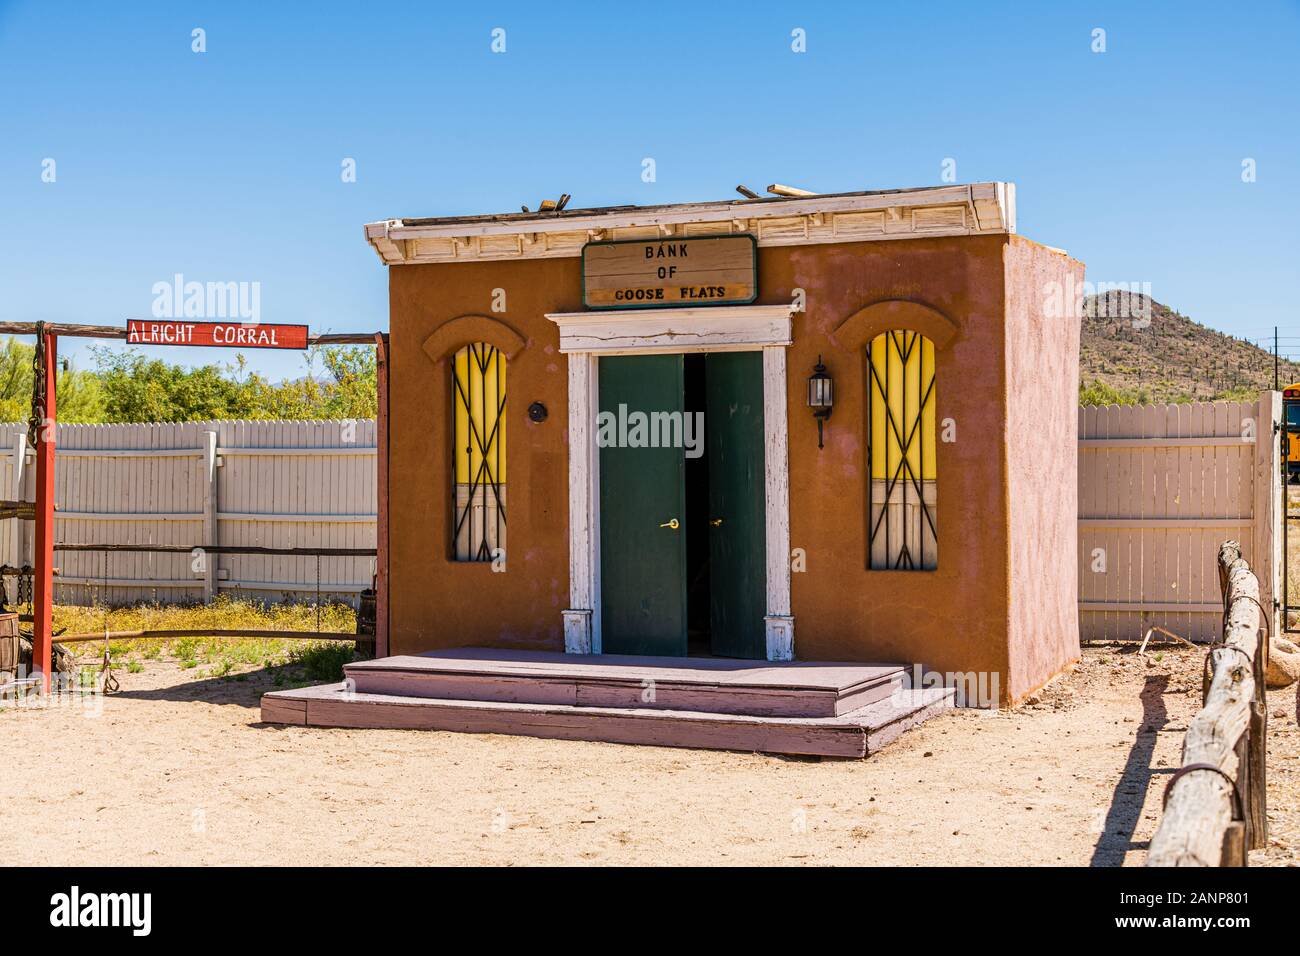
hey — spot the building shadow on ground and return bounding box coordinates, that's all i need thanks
[1089,672,1171,866]
[109,664,289,710]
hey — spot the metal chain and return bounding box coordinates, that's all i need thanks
[92,551,118,694]
[1163,761,1244,820]
[99,625,119,695]
[28,321,45,451]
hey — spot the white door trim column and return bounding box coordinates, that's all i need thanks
[550,304,796,661]
[762,345,794,660]
[562,352,600,654]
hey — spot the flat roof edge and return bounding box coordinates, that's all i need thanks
[364,182,1016,266]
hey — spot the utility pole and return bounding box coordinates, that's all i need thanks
[1274,326,1279,390]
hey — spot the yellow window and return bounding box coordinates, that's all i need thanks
[451,343,506,562]
[867,330,936,569]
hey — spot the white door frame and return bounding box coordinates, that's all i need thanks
[547,304,795,661]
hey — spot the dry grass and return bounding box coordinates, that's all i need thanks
[50,596,359,685]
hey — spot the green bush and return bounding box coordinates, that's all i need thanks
[288,641,356,683]
[1079,380,1150,406]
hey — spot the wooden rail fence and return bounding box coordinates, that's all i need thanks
[1146,540,1268,866]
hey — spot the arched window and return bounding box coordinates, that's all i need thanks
[867,330,936,570]
[451,343,506,562]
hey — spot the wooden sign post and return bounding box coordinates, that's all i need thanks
[582,235,757,309]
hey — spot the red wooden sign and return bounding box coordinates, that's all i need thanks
[126,320,309,350]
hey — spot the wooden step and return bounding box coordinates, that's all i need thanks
[344,648,904,718]
[260,683,955,759]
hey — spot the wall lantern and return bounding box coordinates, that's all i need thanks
[806,356,833,449]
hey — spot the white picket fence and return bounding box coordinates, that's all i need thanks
[0,420,377,607]
[1077,392,1281,643]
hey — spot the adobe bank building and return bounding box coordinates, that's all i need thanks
[359,182,1082,712]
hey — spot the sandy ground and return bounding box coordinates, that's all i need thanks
[1,644,1296,866]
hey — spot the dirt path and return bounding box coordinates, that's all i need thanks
[1,644,1295,866]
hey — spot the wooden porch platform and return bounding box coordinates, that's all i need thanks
[343,648,907,717]
[261,648,954,758]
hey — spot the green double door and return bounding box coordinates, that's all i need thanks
[598,352,766,659]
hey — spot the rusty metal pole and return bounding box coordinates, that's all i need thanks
[374,331,389,659]
[32,331,57,692]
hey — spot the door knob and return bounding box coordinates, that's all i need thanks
[710,518,723,527]
[659,518,679,529]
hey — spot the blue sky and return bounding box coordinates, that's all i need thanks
[1,1,1297,379]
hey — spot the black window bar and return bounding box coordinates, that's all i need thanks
[866,330,937,570]
[451,343,506,562]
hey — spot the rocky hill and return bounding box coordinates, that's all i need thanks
[1080,291,1296,404]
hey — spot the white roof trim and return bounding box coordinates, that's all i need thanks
[364,183,1016,266]
[546,304,795,355]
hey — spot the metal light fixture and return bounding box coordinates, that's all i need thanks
[807,356,833,449]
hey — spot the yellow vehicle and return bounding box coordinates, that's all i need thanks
[1285,384,1300,482]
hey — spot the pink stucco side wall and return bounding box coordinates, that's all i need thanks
[1002,236,1084,702]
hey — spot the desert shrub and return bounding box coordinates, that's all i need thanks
[288,641,356,683]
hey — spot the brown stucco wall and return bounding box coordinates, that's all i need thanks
[384,233,1081,705]
[388,258,581,655]
[1002,236,1084,702]
[775,236,1014,698]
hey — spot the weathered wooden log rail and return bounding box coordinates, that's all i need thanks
[55,629,356,643]
[1146,540,1268,866]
